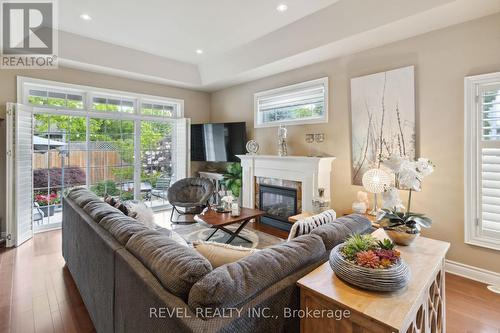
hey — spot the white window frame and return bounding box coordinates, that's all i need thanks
[16,76,187,211]
[465,71,500,251]
[253,77,329,128]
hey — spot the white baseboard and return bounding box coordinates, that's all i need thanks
[446,259,500,286]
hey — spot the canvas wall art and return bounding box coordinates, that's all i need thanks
[350,66,416,185]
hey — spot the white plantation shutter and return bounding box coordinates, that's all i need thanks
[6,103,34,246]
[479,83,500,239]
[173,118,190,182]
[465,74,500,250]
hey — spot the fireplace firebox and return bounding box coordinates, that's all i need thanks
[258,184,298,231]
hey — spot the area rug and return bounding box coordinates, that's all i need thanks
[173,222,284,249]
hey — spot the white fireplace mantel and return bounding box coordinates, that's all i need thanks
[236,155,336,212]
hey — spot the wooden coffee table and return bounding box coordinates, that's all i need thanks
[195,207,265,244]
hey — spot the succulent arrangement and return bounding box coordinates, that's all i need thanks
[341,234,401,269]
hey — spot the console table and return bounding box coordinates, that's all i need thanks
[297,229,450,333]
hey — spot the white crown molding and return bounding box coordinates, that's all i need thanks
[446,259,500,286]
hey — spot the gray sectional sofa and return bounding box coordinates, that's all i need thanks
[62,188,372,333]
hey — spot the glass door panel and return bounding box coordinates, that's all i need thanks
[89,118,135,200]
[140,121,173,208]
[33,114,87,232]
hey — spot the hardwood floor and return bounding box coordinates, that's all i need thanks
[0,231,94,333]
[1,230,499,333]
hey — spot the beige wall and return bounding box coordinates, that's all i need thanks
[0,67,211,233]
[211,13,500,273]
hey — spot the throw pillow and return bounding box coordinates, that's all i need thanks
[126,201,156,229]
[104,195,129,215]
[192,241,259,268]
[287,209,337,241]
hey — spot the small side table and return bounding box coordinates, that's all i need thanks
[297,228,450,333]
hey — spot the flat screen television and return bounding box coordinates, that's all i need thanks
[191,122,247,162]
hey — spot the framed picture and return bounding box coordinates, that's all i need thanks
[350,66,416,185]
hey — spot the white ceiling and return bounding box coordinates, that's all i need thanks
[59,0,338,64]
[57,0,500,91]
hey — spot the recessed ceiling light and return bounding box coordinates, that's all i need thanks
[276,4,288,12]
[196,49,203,55]
[80,14,92,21]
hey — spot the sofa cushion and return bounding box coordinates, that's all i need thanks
[83,200,124,223]
[99,214,149,245]
[67,187,100,207]
[192,241,260,268]
[311,214,373,250]
[126,230,212,300]
[188,234,325,310]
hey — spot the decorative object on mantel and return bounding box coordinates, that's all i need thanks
[277,125,288,156]
[351,66,416,185]
[362,168,391,216]
[329,234,410,292]
[305,133,326,157]
[377,156,435,245]
[352,191,369,214]
[245,140,259,155]
[312,188,330,214]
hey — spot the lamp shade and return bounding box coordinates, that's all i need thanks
[362,168,391,194]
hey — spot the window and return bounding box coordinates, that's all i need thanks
[18,76,187,230]
[92,95,135,113]
[465,72,500,250]
[27,88,84,109]
[141,100,178,117]
[254,77,328,128]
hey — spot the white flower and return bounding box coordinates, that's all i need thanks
[382,155,407,174]
[382,187,405,211]
[398,160,422,191]
[416,158,434,177]
[221,195,234,204]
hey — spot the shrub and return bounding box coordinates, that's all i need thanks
[34,167,86,189]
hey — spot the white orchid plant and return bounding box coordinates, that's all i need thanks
[377,156,435,234]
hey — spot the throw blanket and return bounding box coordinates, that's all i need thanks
[287,209,337,241]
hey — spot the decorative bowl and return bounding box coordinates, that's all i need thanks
[329,243,411,292]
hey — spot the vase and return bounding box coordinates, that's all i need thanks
[384,227,419,246]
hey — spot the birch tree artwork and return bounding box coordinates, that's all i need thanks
[351,66,416,185]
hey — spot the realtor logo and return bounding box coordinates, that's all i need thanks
[1,0,58,68]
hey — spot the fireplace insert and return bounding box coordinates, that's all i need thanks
[258,184,298,231]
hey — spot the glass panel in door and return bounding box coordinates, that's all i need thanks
[89,118,135,200]
[140,120,173,208]
[33,114,87,231]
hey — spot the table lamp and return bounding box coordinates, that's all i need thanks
[362,168,391,216]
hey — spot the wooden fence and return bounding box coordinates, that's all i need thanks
[33,151,124,184]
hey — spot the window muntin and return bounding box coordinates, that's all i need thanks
[254,77,328,127]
